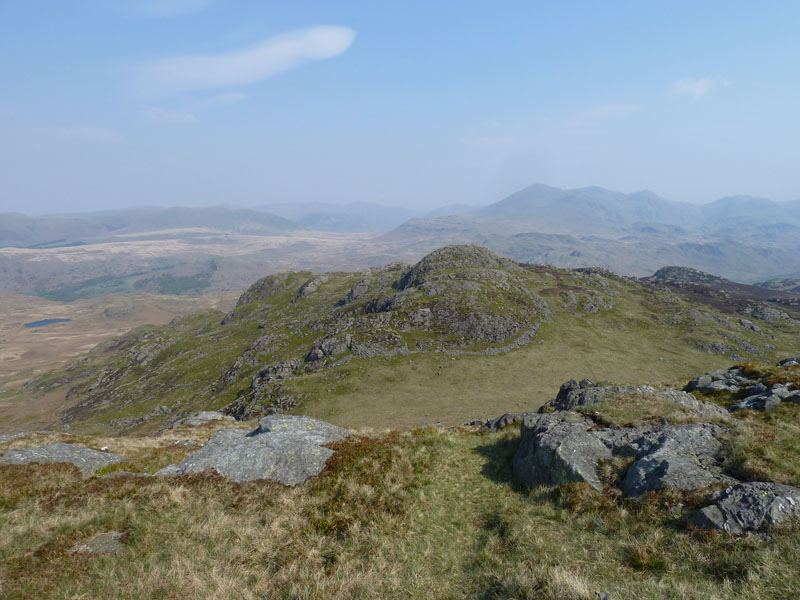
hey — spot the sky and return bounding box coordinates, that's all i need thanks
[1,1,800,214]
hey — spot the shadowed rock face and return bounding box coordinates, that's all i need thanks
[0,442,127,474]
[157,415,351,486]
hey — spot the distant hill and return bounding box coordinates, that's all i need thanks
[381,184,800,281]
[0,206,300,248]
[756,277,800,294]
[255,201,417,232]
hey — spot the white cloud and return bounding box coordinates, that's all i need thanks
[130,0,210,18]
[671,77,731,98]
[135,26,356,97]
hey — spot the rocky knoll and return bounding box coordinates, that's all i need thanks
[157,415,351,485]
[0,442,127,474]
[511,375,800,535]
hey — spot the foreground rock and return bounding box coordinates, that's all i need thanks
[691,482,800,535]
[512,411,734,494]
[157,415,351,485]
[0,442,127,474]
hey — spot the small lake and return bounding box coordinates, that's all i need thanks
[24,318,73,329]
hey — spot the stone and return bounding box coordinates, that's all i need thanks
[546,380,729,421]
[71,532,124,554]
[480,413,524,432]
[621,424,735,496]
[172,411,235,428]
[514,381,735,495]
[728,393,782,413]
[0,431,30,444]
[684,368,750,393]
[0,442,127,474]
[512,412,613,490]
[691,482,800,535]
[777,355,800,367]
[157,415,351,486]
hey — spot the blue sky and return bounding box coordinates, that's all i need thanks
[1,1,799,214]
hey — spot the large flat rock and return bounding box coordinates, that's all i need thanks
[0,442,127,474]
[157,415,351,485]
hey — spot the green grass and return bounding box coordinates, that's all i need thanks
[2,426,799,599]
[10,255,800,435]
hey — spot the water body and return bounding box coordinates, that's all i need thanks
[24,318,73,329]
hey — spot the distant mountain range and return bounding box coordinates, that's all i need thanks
[2,184,800,295]
[380,184,800,281]
[0,206,299,248]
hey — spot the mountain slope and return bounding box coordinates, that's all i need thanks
[4,245,799,435]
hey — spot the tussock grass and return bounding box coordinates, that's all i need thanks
[2,425,800,599]
[576,392,713,428]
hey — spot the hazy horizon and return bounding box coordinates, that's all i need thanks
[2,2,800,213]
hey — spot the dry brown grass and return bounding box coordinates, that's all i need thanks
[1,425,799,599]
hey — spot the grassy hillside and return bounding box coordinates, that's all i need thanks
[3,245,798,435]
[2,399,799,599]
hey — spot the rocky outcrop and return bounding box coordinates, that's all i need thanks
[686,360,799,412]
[169,411,235,428]
[512,411,614,490]
[620,424,736,496]
[512,411,733,495]
[691,482,800,535]
[545,379,730,421]
[294,275,329,301]
[0,442,127,474]
[778,355,800,367]
[156,415,351,485]
[684,367,755,394]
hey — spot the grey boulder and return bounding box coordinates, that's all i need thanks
[0,442,127,474]
[728,393,782,413]
[172,411,235,428]
[621,424,735,496]
[691,482,800,535]
[157,415,351,485]
[777,355,800,367]
[512,412,612,490]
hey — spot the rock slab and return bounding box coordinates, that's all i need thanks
[691,482,800,535]
[157,415,351,485]
[71,532,124,554]
[0,442,127,474]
